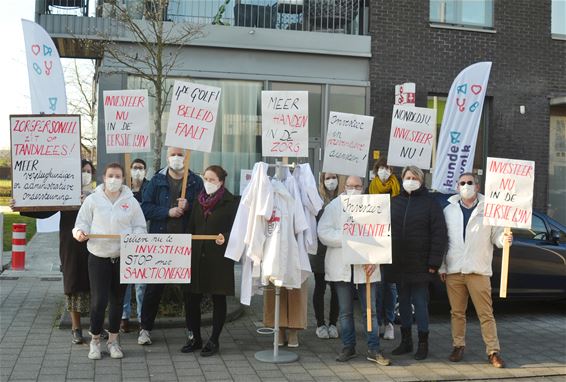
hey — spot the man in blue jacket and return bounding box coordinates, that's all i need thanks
[137,146,203,352]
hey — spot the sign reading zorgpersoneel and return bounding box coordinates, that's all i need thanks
[120,234,192,284]
[261,91,309,157]
[10,114,82,211]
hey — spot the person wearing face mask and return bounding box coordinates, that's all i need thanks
[183,165,238,356]
[385,165,447,361]
[309,172,341,340]
[14,159,96,345]
[138,147,204,350]
[120,158,149,333]
[439,173,512,368]
[367,157,400,341]
[318,176,391,366]
[73,163,147,360]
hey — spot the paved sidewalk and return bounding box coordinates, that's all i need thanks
[0,233,565,381]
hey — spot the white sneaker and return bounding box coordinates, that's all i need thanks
[137,329,152,345]
[107,341,124,359]
[88,340,102,360]
[383,323,395,340]
[327,324,339,339]
[315,325,329,339]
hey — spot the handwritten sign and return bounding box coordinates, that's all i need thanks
[261,91,308,157]
[120,234,192,284]
[395,82,415,106]
[165,81,221,152]
[322,112,374,177]
[10,114,81,210]
[341,194,392,265]
[387,105,436,170]
[103,89,150,153]
[483,157,535,229]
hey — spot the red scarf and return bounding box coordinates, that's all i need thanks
[197,186,225,218]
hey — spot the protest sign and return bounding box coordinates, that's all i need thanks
[483,157,535,229]
[261,91,309,157]
[120,234,192,284]
[103,89,150,153]
[165,81,221,153]
[395,82,415,106]
[10,114,82,211]
[322,112,374,178]
[387,105,436,170]
[341,194,392,265]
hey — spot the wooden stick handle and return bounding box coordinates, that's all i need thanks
[125,153,132,188]
[366,273,372,333]
[88,234,220,241]
[499,227,512,298]
[180,150,191,202]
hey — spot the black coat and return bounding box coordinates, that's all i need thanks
[383,186,447,284]
[20,210,90,295]
[187,189,239,296]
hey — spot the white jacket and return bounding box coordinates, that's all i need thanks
[439,193,505,276]
[293,164,323,255]
[317,195,380,284]
[73,184,147,258]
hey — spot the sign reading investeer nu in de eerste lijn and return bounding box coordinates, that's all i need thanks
[120,234,192,284]
[10,114,82,210]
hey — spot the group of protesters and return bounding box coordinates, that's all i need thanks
[15,151,511,369]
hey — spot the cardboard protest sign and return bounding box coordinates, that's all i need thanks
[10,114,81,211]
[261,91,308,157]
[165,81,221,152]
[483,157,535,229]
[387,105,436,170]
[120,234,192,284]
[395,82,416,106]
[103,89,150,153]
[322,112,374,178]
[341,194,392,265]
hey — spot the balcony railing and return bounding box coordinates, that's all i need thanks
[41,0,369,35]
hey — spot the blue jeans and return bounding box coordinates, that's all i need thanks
[122,284,147,320]
[398,281,429,332]
[376,267,397,326]
[334,281,380,351]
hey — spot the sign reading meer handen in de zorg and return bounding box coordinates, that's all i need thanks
[10,114,82,210]
[261,91,309,158]
[103,89,151,154]
[120,234,192,284]
[483,157,535,229]
[165,81,221,152]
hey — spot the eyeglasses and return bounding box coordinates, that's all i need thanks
[459,181,474,186]
[345,185,363,190]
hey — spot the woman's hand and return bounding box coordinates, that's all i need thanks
[364,264,376,277]
[503,231,513,245]
[73,230,88,242]
[215,233,225,246]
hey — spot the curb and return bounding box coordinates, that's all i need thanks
[59,295,245,330]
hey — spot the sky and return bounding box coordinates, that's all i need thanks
[0,0,95,150]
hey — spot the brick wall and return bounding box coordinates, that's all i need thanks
[369,0,566,210]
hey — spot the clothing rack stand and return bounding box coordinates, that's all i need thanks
[255,159,299,364]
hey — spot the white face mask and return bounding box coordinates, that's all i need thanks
[377,168,391,183]
[105,178,122,193]
[324,178,338,191]
[131,169,145,181]
[403,179,421,193]
[168,156,184,171]
[459,184,476,199]
[345,188,362,196]
[81,172,92,186]
[204,180,221,195]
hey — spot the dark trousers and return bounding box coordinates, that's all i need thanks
[398,281,430,332]
[313,272,339,327]
[88,254,126,335]
[140,283,191,331]
[188,293,227,345]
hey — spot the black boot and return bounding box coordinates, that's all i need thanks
[414,331,429,360]
[392,327,413,355]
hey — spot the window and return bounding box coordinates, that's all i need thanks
[513,215,548,241]
[552,0,566,37]
[430,0,494,29]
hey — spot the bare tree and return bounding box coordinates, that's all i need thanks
[98,0,204,170]
[65,59,97,162]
